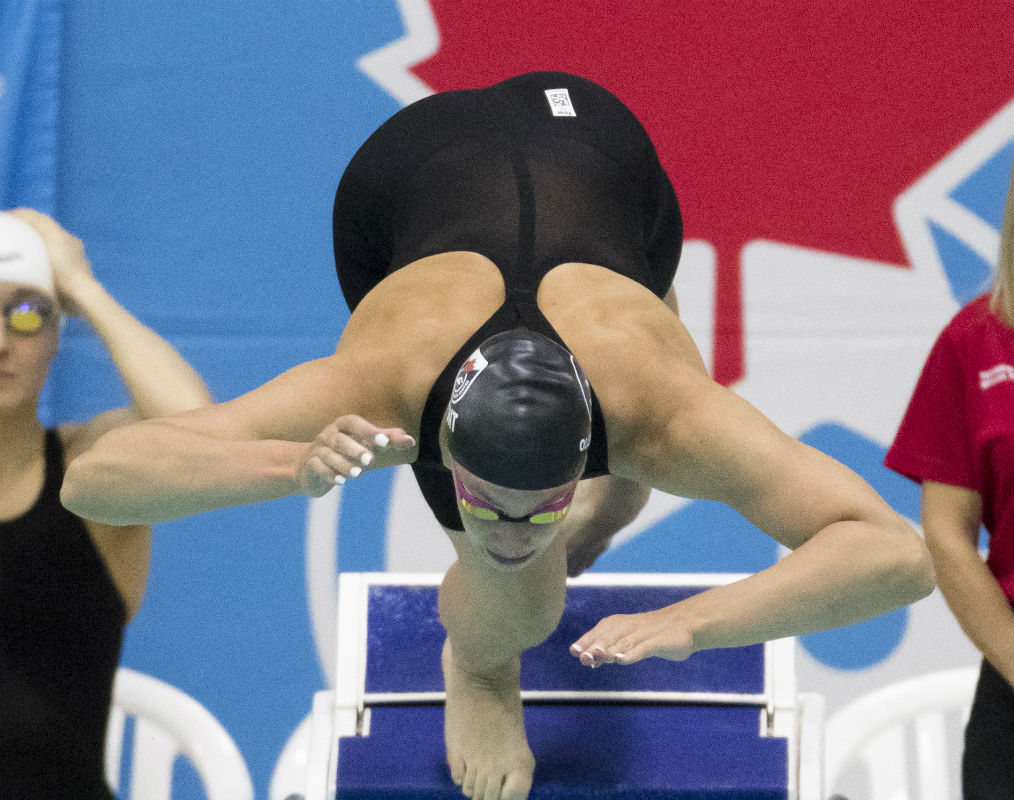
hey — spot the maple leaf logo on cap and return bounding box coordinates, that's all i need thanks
[450,347,489,405]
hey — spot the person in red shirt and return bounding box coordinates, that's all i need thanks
[886,162,1014,800]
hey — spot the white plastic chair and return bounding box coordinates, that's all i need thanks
[105,668,254,800]
[825,666,979,800]
[269,711,313,800]
[270,691,337,800]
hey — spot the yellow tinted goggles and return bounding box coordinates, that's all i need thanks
[3,294,55,336]
[453,468,576,525]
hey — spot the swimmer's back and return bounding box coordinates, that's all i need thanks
[333,71,681,313]
[338,254,706,446]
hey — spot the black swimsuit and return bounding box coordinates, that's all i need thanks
[0,430,124,798]
[333,71,683,529]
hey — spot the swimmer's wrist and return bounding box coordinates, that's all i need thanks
[672,598,713,655]
[53,271,107,317]
[257,439,313,497]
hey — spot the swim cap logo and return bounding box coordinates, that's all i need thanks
[450,347,489,405]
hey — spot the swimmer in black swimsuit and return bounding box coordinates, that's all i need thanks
[0,209,211,798]
[333,71,681,536]
[64,72,934,800]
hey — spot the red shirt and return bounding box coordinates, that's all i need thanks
[885,295,1014,602]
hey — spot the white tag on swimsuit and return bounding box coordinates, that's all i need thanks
[545,88,576,117]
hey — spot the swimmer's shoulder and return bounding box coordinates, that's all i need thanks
[538,262,707,376]
[536,262,713,462]
[343,252,504,345]
[335,252,507,422]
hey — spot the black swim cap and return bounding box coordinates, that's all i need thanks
[445,330,592,490]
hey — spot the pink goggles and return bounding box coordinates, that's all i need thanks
[452,465,576,525]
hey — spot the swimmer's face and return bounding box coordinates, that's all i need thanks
[452,462,578,572]
[0,283,60,410]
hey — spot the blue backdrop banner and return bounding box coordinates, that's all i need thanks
[39,2,1014,798]
[1,0,60,424]
[0,0,60,213]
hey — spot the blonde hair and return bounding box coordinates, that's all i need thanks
[989,160,1014,327]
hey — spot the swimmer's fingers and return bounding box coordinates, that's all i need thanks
[296,441,359,496]
[568,614,643,667]
[327,414,416,454]
[296,452,345,497]
[569,613,636,654]
[295,416,416,496]
[569,610,694,667]
[300,429,375,487]
[8,208,94,314]
[295,431,375,496]
[316,415,416,475]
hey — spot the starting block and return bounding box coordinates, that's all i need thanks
[303,573,824,799]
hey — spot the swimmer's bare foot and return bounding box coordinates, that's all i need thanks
[442,639,535,800]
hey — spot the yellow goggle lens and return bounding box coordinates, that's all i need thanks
[527,508,569,525]
[459,498,501,521]
[459,497,570,525]
[8,307,44,334]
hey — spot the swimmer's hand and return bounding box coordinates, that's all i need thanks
[296,414,415,496]
[569,607,694,667]
[8,207,95,316]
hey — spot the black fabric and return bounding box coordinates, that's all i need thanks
[962,656,1014,799]
[446,330,592,490]
[0,429,125,799]
[413,305,609,529]
[333,71,682,529]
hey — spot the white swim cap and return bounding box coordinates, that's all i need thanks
[0,212,55,297]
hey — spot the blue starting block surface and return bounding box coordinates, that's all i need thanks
[316,573,815,800]
[338,704,787,800]
[365,583,766,699]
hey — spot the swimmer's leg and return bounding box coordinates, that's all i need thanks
[438,530,567,800]
[563,475,650,577]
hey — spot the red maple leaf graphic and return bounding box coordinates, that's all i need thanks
[412,0,1014,382]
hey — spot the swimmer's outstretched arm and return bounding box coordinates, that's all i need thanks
[570,379,936,667]
[61,355,416,525]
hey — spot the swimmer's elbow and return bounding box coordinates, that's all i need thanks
[61,462,102,521]
[884,519,937,605]
[62,455,136,526]
[905,545,937,604]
